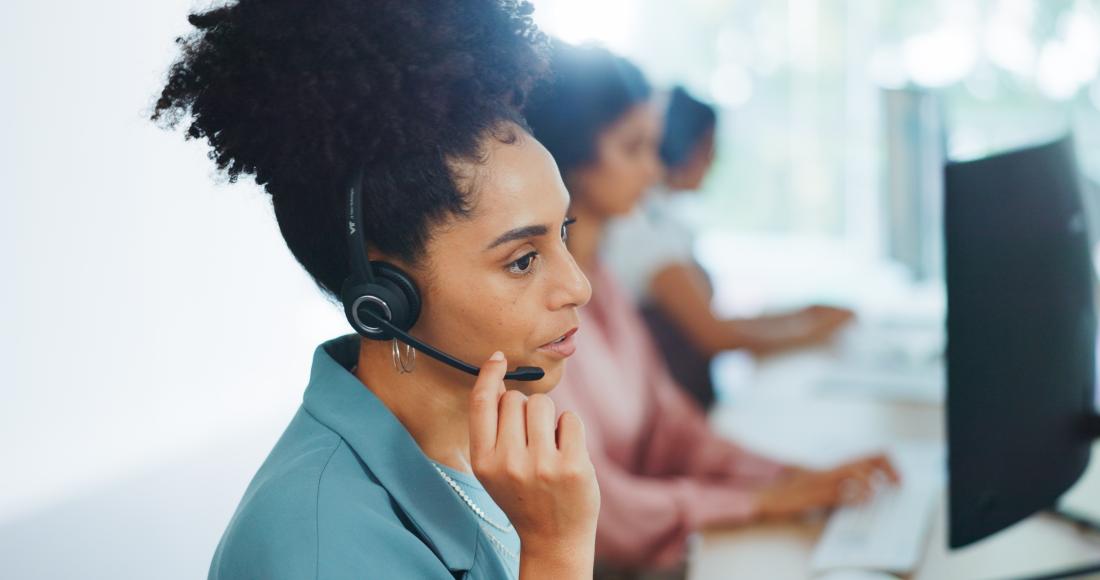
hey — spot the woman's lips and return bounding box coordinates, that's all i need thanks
[538,327,578,358]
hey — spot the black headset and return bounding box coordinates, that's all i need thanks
[340,165,545,382]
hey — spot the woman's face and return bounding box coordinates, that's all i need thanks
[397,127,592,394]
[666,128,716,192]
[569,101,664,218]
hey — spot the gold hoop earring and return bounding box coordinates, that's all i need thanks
[391,340,416,374]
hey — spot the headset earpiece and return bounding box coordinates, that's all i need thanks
[341,261,422,341]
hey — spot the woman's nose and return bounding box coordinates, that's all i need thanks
[552,251,592,310]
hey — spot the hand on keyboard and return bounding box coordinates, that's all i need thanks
[811,443,945,574]
[810,479,941,573]
[754,454,901,520]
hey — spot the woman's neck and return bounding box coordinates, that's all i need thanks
[354,338,476,472]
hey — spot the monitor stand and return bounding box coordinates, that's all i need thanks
[1049,506,1100,534]
[1019,422,1100,580]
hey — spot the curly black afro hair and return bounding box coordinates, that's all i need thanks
[153,0,548,298]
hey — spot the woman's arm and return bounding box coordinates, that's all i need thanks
[648,262,854,356]
[587,450,764,568]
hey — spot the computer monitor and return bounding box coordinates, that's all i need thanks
[945,135,1098,549]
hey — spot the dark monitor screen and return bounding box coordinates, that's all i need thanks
[945,135,1097,548]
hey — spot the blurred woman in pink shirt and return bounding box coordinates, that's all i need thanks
[525,41,898,574]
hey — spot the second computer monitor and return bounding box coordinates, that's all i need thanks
[945,135,1097,548]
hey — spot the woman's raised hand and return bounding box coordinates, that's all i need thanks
[469,351,600,580]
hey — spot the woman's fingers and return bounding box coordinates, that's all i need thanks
[837,476,874,505]
[868,454,902,483]
[849,455,901,487]
[526,394,557,454]
[497,389,529,451]
[557,411,587,457]
[824,454,902,506]
[469,351,508,460]
[761,454,901,517]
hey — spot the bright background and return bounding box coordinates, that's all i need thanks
[1,1,349,576]
[534,0,1100,237]
[3,1,1100,578]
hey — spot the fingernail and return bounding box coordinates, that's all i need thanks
[489,351,505,362]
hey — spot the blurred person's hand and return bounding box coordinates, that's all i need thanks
[745,305,856,355]
[470,351,600,579]
[796,305,856,342]
[753,454,900,520]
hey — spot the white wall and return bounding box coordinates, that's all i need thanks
[1,2,348,577]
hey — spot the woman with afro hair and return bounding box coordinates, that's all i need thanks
[153,1,598,579]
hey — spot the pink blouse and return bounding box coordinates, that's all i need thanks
[550,263,788,569]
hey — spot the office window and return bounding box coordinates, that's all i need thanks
[533,0,1100,252]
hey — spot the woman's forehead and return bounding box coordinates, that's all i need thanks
[616,101,663,134]
[458,133,571,239]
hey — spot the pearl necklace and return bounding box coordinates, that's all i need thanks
[431,464,520,566]
[478,521,519,564]
[431,463,515,533]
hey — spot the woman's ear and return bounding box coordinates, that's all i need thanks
[365,247,404,267]
[369,249,431,293]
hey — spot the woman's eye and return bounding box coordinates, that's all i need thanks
[508,251,538,275]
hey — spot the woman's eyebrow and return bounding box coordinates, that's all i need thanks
[486,224,549,250]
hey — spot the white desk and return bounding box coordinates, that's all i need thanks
[688,343,1100,580]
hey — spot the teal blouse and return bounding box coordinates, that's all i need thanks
[209,335,517,579]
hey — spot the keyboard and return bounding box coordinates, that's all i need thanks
[810,478,941,574]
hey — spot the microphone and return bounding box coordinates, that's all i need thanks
[358,307,545,382]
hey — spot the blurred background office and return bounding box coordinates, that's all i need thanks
[537,0,1100,408]
[4,1,1100,579]
[538,0,1100,298]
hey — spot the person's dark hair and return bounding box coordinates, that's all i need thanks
[659,86,717,169]
[152,0,548,298]
[524,41,651,179]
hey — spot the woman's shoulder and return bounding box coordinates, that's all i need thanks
[604,212,695,301]
[209,409,454,579]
